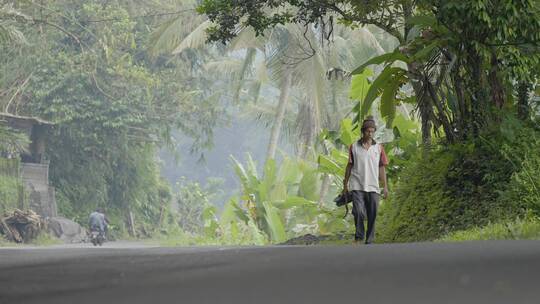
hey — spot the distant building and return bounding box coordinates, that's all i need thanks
[0,112,57,218]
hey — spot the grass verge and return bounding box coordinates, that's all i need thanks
[439,214,540,242]
[29,233,63,246]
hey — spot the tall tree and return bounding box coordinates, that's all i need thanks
[199,0,540,143]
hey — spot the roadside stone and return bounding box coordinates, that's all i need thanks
[47,217,87,243]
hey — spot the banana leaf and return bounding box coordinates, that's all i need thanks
[350,50,409,75]
[263,201,287,243]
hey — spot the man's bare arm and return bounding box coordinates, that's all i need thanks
[379,166,388,199]
[343,162,353,193]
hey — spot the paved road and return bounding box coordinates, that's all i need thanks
[1,241,539,304]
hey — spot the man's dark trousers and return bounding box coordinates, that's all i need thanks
[351,190,379,243]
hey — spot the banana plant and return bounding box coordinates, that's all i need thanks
[348,14,451,129]
[350,51,412,129]
[199,147,358,242]
[349,14,471,142]
[227,153,346,242]
[228,154,287,242]
[202,204,220,239]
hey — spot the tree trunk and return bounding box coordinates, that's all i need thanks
[317,174,331,207]
[488,51,505,109]
[266,71,292,162]
[233,47,257,102]
[517,81,531,120]
[298,100,318,160]
[425,75,455,143]
[127,208,136,237]
[419,98,433,149]
[407,63,432,148]
[403,6,434,149]
[158,203,165,229]
[451,66,468,139]
[467,47,489,136]
[317,142,332,207]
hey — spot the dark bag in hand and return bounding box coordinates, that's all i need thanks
[334,191,353,218]
[334,191,352,206]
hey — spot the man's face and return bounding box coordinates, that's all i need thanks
[362,127,375,140]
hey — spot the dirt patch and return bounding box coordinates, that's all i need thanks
[280,233,353,245]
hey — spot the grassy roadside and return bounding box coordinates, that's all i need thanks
[29,233,63,246]
[0,237,12,247]
[0,233,63,247]
[439,215,540,242]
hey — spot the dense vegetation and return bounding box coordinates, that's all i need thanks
[1,1,220,237]
[196,0,540,243]
[1,0,539,244]
[379,118,540,242]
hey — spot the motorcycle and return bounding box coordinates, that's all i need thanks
[90,229,105,246]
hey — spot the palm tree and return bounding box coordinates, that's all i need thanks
[0,122,29,154]
[0,4,30,153]
[152,11,396,211]
[229,23,388,204]
[222,23,390,162]
[284,24,388,158]
[0,4,28,46]
[151,13,388,165]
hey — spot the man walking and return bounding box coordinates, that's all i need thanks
[343,116,389,244]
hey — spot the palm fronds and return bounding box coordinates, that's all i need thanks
[0,3,30,45]
[0,123,29,154]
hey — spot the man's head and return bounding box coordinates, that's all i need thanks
[361,116,377,141]
[96,207,105,214]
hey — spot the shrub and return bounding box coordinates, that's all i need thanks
[498,124,540,215]
[0,175,22,214]
[378,119,540,242]
[378,150,456,242]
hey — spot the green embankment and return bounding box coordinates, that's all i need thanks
[378,120,540,243]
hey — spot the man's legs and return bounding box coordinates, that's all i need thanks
[365,192,380,244]
[351,190,366,241]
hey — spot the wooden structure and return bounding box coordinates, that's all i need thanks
[0,113,57,218]
[0,112,53,163]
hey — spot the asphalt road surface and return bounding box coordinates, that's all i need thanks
[1,240,540,304]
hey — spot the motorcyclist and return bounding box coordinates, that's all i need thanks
[89,207,108,238]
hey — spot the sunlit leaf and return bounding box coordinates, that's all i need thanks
[263,201,287,242]
[274,196,317,209]
[298,169,319,201]
[359,66,407,122]
[380,74,405,128]
[339,118,355,145]
[318,154,344,176]
[350,50,409,75]
[349,68,373,101]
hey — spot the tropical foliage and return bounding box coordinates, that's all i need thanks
[216,154,350,243]
[197,0,540,244]
[0,1,222,237]
[1,0,539,245]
